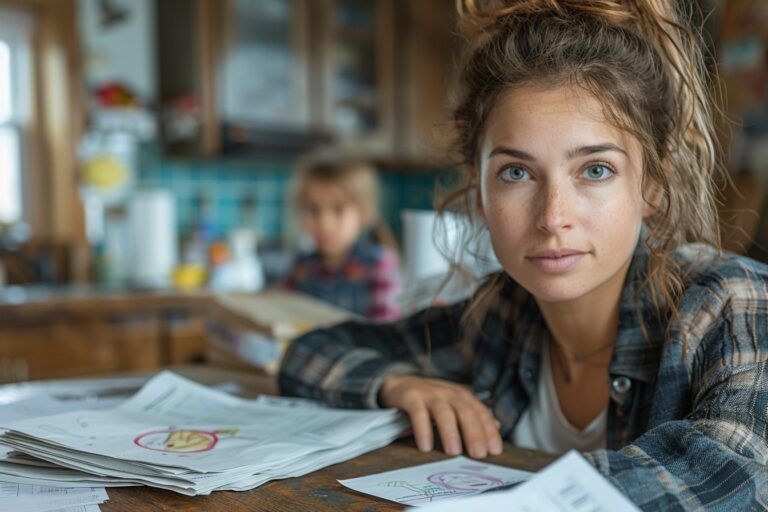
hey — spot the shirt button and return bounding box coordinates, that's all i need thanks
[610,376,632,402]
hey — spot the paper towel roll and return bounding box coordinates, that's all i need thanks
[128,190,178,287]
[401,210,454,281]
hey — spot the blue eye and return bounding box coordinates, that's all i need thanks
[582,164,614,181]
[499,166,530,182]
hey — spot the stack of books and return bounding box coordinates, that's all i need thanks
[208,290,357,374]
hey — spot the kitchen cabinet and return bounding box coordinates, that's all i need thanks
[158,0,323,156]
[165,313,207,366]
[0,288,209,383]
[217,0,320,152]
[156,0,217,155]
[394,0,459,163]
[313,0,395,155]
[156,0,459,163]
[0,314,162,381]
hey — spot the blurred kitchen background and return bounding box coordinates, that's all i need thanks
[0,0,767,382]
[0,0,465,291]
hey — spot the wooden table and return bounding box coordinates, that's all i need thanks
[2,366,556,511]
[103,440,556,511]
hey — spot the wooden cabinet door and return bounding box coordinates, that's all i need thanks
[395,0,459,162]
[164,313,207,365]
[0,314,161,382]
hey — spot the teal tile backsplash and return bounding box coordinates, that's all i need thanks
[137,145,443,245]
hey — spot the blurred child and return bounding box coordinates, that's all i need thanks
[284,160,401,322]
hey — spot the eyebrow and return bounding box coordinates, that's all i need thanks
[488,143,627,161]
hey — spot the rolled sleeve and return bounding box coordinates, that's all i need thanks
[278,300,470,408]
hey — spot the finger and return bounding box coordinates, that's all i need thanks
[430,402,462,456]
[482,412,504,455]
[456,403,491,458]
[408,405,434,453]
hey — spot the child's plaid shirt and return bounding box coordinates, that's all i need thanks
[284,238,401,322]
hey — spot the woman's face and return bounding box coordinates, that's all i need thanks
[300,181,364,260]
[478,85,648,305]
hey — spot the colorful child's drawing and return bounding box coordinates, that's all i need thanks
[340,457,532,506]
[133,428,238,453]
[427,470,505,491]
[379,470,506,504]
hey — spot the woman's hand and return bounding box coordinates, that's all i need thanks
[379,374,503,459]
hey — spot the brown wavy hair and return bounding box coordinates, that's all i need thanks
[438,0,725,337]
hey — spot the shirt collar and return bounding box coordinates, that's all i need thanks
[608,232,666,383]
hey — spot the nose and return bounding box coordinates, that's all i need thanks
[535,180,573,234]
[318,211,335,233]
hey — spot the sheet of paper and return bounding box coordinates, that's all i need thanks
[0,379,243,416]
[46,506,101,512]
[253,395,326,409]
[416,451,640,511]
[0,377,148,406]
[0,482,108,512]
[339,456,532,506]
[0,396,80,424]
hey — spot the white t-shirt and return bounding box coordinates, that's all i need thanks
[513,342,607,454]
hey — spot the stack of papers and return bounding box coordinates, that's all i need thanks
[0,483,108,512]
[0,392,119,511]
[210,290,357,374]
[0,372,407,495]
[214,289,357,339]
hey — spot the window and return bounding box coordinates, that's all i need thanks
[0,7,33,224]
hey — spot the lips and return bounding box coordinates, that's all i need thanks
[526,249,587,273]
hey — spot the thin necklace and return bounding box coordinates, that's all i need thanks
[552,337,616,362]
[550,339,614,385]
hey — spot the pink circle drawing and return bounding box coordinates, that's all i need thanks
[134,429,219,453]
[427,471,504,491]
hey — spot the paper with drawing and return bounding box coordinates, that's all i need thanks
[338,456,532,506]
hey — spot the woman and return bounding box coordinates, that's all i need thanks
[279,1,768,509]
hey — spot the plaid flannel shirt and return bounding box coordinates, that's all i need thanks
[284,238,402,322]
[279,240,768,511]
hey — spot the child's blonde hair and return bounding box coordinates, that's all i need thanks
[292,159,399,251]
[438,0,725,338]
